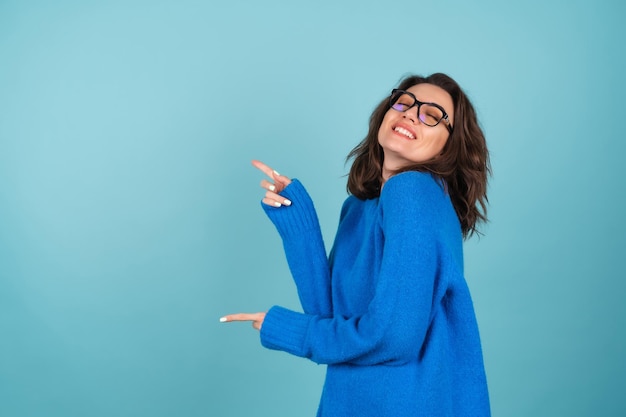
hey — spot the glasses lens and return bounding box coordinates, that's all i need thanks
[419,104,444,126]
[390,91,414,112]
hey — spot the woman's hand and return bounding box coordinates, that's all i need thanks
[219,162,290,331]
[252,160,292,207]
[220,312,266,330]
[218,162,290,333]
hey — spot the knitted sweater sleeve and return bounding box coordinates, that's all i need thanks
[260,172,445,365]
[261,179,332,316]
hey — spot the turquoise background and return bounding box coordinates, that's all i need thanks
[1,0,624,416]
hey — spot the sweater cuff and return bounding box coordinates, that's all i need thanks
[260,305,311,358]
[261,179,321,239]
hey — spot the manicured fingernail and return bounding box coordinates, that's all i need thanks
[273,170,280,176]
[283,199,292,206]
[273,201,281,207]
[268,184,276,192]
[219,317,228,322]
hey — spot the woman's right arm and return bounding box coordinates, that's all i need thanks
[253,160,332,317]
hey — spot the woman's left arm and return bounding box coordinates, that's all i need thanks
[222,161,332,322]
[229,173,448,365]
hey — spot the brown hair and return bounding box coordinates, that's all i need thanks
[346,73,491,238]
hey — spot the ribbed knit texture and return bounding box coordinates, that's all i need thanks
[260,172,490,417]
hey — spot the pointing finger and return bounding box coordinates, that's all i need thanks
[252,160,291,186]
[251,160,276,179]
[220,313,262,323]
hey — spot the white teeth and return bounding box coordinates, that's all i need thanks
[394,127,415,139]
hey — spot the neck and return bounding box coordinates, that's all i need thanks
[381,158,404,185]
[381,167,391,187]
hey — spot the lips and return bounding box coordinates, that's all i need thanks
[392,124,416,140]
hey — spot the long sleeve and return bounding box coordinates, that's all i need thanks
[262,179,332,316]
[260,172,450,366]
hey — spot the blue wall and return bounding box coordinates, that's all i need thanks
[1,1,624,415]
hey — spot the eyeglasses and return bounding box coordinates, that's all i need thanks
[389,89,453,133]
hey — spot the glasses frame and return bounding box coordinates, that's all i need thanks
[389,89,453,133]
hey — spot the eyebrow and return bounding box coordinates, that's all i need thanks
[406,91,447,110]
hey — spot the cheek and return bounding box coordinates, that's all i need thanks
[377,112,393,141]
[376,121,387,144]
[435,135,448,151]
[434,135,450,155]
[423,132,449,157]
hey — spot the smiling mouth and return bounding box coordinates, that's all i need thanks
[393,126,415,140]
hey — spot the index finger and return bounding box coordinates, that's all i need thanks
[251,160,276,179]
[252,159,291,187]
[220,313,261,323]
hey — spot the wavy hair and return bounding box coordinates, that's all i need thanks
[346,73,491,238]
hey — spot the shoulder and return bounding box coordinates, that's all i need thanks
[381,171,446,205]
[339,194,366,220]
[379,171,455,228]
[379,172,461,240]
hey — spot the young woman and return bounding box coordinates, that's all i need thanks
[221,73,491,416]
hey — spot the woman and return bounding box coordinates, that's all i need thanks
[221,73,491,416]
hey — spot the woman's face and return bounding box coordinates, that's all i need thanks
[378,83,454,175]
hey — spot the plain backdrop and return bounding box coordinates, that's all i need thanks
[1,1,624,416]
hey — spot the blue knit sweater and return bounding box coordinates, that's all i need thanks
[259,171,490,417]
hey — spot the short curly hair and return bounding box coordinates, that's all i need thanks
[346,73,491,238]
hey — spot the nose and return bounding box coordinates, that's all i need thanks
[402,104,419,124]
